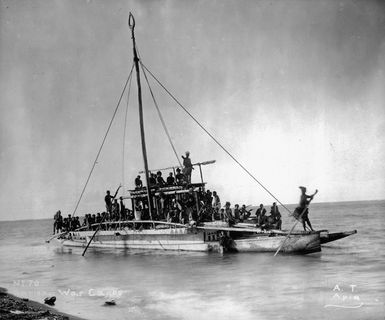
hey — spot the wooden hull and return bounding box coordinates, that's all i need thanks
[228,232,321,254]
[320,230,357,244]
[59,228,220,252]
[56,221,320,255]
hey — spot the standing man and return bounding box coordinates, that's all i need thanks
[224,202,235,226]
[181,151,193,184]
[256,204,266,220]
[53,210,62,234]
[270,202,282,230]
[294,186,318,231]
[105,185,121,214]
[212,191,221,219]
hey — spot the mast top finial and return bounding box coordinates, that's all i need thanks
[128,12,135,30]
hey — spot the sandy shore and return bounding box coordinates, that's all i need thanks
[0,287,86,320]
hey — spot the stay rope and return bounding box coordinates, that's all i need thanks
[140,62,294,217]
[70,64,134,218]
[136,47,182,168]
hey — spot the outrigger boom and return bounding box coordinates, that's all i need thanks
[138,160,216,174]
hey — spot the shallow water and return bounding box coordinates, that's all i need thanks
[0,200,384,319]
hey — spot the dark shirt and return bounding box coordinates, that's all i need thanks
[299,194,314,208]
[157,176,166,185]
[256,208,266,217]
[149,176,156,185]
[176,173,185,184]
[105,195,114,207]
[270,206,281,220]
[135,177,143,188]
[184,194,195,208]
[167,176,175,185]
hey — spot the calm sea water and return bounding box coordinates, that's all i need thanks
[0,201,384,320]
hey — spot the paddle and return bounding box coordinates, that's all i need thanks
[81,184,123,255]
[82,225,101,256]
[273,206,308,256]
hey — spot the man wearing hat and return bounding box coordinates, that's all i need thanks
[181,151,193,184]
[294,186,318,231]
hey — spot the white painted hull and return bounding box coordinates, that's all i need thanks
[59,228,220,252]
[56,224,320,254]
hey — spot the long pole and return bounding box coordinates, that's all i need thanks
[273,206,307,256]
[198,164,203,184]
[274,189,318,256]
[82,226,100,256]
[129,13,153,219]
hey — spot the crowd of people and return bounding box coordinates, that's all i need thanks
[52,186,283,234]
[53,185,320,234]
[53,211,81,234]
[134,151,194,189]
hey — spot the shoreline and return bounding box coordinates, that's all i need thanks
[0,287,86,320]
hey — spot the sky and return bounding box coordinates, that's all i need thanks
[0,0,384,221]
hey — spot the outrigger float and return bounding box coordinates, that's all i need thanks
[52,14,355,255]
[319,229,357,244]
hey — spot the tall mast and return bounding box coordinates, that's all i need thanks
[129,13,153,219]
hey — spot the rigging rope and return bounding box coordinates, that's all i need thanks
[122,69,134,191]
[140,62,294,216]
[139,61,182,168]
[71,64,134,218]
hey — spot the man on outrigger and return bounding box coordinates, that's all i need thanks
[294,186,318,231]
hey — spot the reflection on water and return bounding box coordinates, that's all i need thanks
[0,200,384,319]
